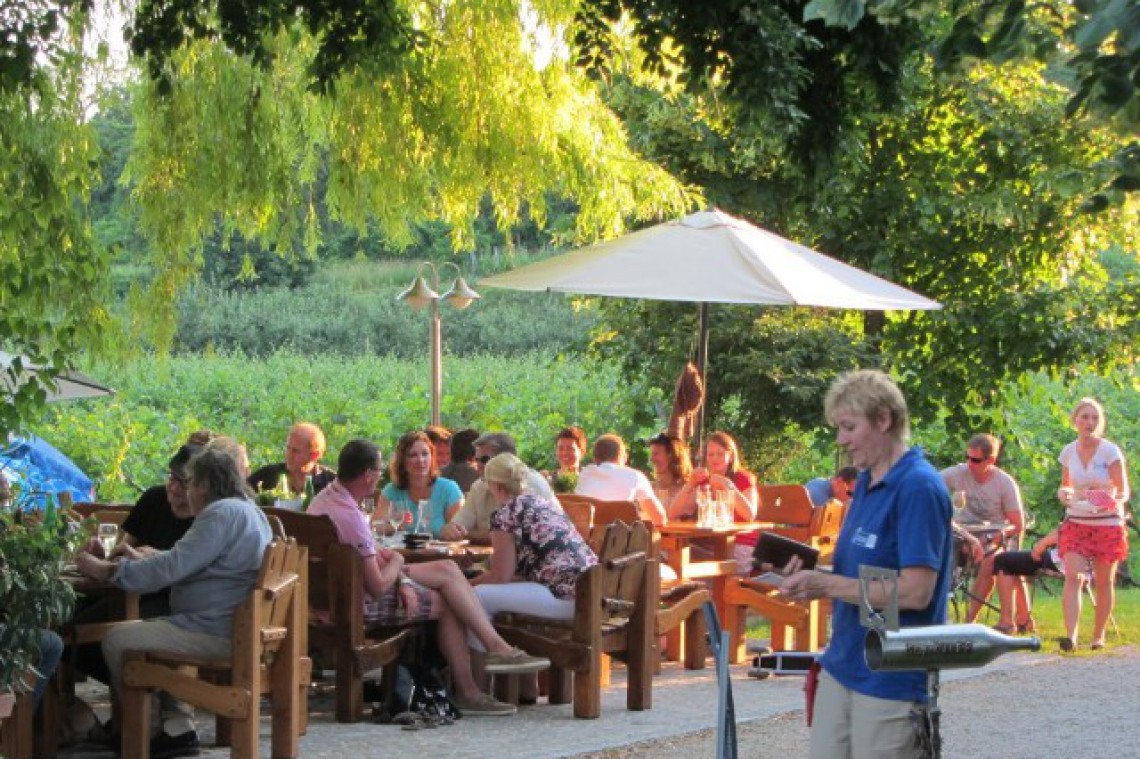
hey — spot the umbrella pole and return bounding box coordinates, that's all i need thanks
[694,302,710,452]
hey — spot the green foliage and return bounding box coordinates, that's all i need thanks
[0,504,81,692]
[170,274,594,358]
[35,352,660,501]
[122,0,698,351]
[0,9,112,433]
[813,0,1140,204]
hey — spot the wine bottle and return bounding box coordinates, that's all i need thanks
[302,474,314,511]
[865,623,1041,671]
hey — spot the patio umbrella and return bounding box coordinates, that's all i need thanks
[481,209,941,442]
[0,350,115,402]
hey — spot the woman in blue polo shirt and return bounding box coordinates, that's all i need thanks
[781,370,952,759]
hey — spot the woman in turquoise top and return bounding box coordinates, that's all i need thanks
[377,431,463,538]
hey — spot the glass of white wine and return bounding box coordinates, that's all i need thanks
[97,523,118,557]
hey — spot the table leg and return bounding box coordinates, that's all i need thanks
[664,542,690,662]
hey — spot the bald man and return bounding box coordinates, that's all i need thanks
[248,422,336,496]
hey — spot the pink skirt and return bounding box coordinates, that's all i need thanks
[1059,521,1129,564]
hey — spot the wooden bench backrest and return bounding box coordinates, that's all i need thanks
[809,500,846,539]
[560,499,595,544]
[244,539,306,663]
[558,494,646,555]
[73,502,133,525]
[591,520,651,622]
[756,485,815,543]
[263,508,343,618]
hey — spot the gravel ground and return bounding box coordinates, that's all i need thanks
[574,646,1140,759]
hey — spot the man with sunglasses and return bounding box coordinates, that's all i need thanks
[941,433,1025,624]
[804,466,859,507]
[439,432,555,543]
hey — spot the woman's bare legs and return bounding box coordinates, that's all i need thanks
[995,572,1017,629]
[1090,559,1118,647]
[1061,551,1087,645]
[405,561,515,655]
[431,600,484,701]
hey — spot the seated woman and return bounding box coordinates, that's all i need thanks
[552,426,588,479]
[310,440,550,716]
[992,528,1060,634]
[77,447,272,756]
[377,431,463,538]
[669,432,758,572]
[647,432,691,513]
[471,453,598,700]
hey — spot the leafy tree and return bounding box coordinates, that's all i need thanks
[0,1,111,432]
[586,11,1138,448]
[119,1,697,348]
[807,0,1140,204]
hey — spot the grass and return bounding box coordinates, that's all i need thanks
[743,582,1140,655]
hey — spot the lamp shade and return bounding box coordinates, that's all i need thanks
[442,277,481,310]
[397,275,439,311]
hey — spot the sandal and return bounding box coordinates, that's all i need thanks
[992,623,1016,635]
[1017,616,1037,635]
[1058,637,1075,653]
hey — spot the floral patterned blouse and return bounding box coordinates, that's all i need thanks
[490,493,598,600]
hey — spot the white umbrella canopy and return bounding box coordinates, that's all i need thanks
[482,209,941,310]
[0,351,115,402]
[481,209,940,443]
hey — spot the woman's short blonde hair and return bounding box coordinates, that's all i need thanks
[483,453,530,495]
[824,369,910,442]
[1071,397,1107,436]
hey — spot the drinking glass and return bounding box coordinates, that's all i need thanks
[415,499,431,535]
[716,493,733,529]
[695,486,711,528]
[97,523,118,557]
[387,505,407,546]
[952,490,967,515]
[361,497,376,517]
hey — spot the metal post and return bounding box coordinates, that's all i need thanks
[693,301,710,453]
[703,600,737,759]
[429,294,442,427]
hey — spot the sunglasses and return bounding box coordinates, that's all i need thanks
[965,455,987,464]
[167,471,189,485]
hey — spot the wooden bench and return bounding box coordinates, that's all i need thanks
[493,520,657,719]
[723,484,835,663]
[559,494,709,670]
[264,508,413,723]
[120,539,310,758]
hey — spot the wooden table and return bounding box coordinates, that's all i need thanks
[658,522,767,660]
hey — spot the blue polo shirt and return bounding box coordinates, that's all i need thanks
[819,446,952,703]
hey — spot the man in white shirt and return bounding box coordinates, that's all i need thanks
[440,432,556,543]
[941,433,1025,624]
[576,434,667,526]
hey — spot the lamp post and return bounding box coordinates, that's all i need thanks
[397,261,480,426]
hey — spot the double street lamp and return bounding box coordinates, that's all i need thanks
[397,261,480,426]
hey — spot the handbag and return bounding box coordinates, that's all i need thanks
[374,662,461,728]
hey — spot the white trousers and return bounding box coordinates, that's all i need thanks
[469,582,575,651]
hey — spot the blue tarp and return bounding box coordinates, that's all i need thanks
[0,435,94,509]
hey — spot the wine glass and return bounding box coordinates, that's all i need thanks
[361,497,376,517]
[386,504,406,546]
[97,523,118,557]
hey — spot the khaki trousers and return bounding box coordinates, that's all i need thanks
[809,669,921,759]
[103,618,232,736]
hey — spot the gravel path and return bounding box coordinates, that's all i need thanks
[574,646,1140,759]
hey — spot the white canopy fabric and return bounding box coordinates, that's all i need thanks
[0,351,115,402]
[482,209,941,311]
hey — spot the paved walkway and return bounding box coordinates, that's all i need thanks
[61,651,1056,758]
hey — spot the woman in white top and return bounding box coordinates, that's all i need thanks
[1056,397,1131,651]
